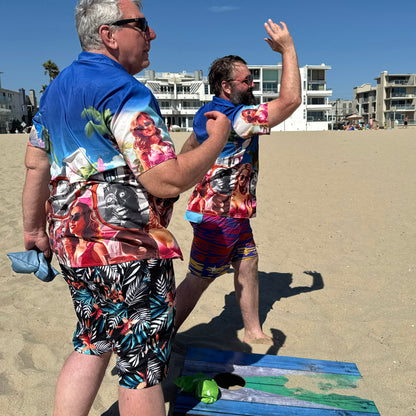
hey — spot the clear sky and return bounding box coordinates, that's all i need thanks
[1,0,415,101]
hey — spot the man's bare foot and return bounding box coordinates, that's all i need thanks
[243,334,273,345]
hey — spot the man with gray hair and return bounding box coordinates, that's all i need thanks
[22,0,230,414]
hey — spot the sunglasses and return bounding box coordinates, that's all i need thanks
[107,17,149,34]
[70,212,81,221]
[229,74,254,86]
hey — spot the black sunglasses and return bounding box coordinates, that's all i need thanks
[107,17,149,34]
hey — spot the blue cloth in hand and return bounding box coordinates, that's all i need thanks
[7,250,59,282]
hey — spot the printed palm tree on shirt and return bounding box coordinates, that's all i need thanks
[78,106,114,178]
[81,106,113,138]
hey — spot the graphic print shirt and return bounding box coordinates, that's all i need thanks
[187,96,270,219]
[30,52,182,267]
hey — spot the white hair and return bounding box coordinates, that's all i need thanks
[75,0,143,50]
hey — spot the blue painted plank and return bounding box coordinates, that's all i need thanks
[174,395,379,415]
[185,347,360,376]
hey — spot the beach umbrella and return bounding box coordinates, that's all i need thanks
[346,114,363,120]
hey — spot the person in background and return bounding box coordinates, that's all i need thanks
[175,20,301,346]
[22,0,230,415]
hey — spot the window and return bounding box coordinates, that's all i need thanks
[308,97,325,105]
[159,101,170,109]
[309,69,325,81]
[182,101,201,109]
[392,87,406,97]
[160,85,174,93]
[250,69,260,79]
[307,111,325,121]
[263,69,278,81]
[263,82,278,93]
[178,85,190,94]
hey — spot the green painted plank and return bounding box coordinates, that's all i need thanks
[244,376,378,413]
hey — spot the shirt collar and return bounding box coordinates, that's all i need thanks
[212,96,236,108]
[78,51,127,73]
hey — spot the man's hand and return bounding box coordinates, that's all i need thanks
[24,230,51,259]
[262,19,301,128]
[204,111,231,144]
[264,20,295,54]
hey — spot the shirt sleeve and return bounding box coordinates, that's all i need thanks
[233,103,270,139]
[110,87,177,177]
[28,117,46,149]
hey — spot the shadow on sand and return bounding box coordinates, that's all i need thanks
[174,270,324,356]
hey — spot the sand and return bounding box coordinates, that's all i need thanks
[0,128,415,415]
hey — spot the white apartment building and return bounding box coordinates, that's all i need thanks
[353,71,416,127]
[136,69,209,131]
[249,63,332,131]
[136,63,332,132]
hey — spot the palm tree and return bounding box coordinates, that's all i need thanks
[40,60,60,93]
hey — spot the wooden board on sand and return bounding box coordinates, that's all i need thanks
[173,347,380,416]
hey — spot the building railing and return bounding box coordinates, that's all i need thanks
[392,105,415,110]
[0,97,11,104]
[391,80,415,86]
[308,83,326,91]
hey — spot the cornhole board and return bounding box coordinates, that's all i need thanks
[173,347,380,415]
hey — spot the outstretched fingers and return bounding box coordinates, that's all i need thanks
[264,19,293,53]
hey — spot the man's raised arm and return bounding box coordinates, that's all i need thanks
[264,20,301,128]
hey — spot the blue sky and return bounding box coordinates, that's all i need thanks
[1,0,415,100]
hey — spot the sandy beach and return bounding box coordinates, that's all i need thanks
[1,128,415,415]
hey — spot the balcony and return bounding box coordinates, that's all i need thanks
[390,79,416,86]
[0,97,11,105]
[306,104,332,111]
[306,89,332,97]
[154,93,175,99]
[176,93,201,100]
[177,108,199,115]
[392,105,415,111]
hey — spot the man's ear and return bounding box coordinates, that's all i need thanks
[99,25,118,50]
[221,80,231,96]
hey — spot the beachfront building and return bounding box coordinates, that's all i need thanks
[329,99,354,127]
[0,74,37,133]
[136,69,209,132]
[136,63,333,132]
[353,71,416,128]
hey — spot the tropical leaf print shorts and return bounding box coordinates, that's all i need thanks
[60,259,175,389]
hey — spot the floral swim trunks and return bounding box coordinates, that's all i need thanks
[60,259,175,389]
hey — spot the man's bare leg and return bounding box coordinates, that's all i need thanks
[118,383,166,416]
[232,256,272,344]
[174,272,212,333]
[53,351,111,416]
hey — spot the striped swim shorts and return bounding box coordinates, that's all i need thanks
[188,215,257,279]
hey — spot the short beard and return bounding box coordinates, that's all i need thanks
[230,89,256,106]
